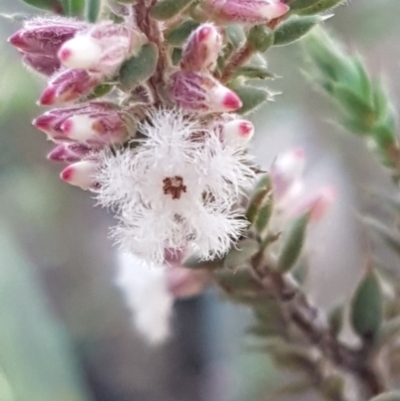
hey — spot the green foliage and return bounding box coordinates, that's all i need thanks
[85,0,101,22]
[303,28,400,170]
[277,213,310,273]
[19,0,85,16]
[223,238,260,270]
[245,174,271,224]
[290,0,345,16]
[229,82,270,115]
[165,20,200,46]
[351,269,383,340]
[19,0,65,13]
[119,43,159,91]
[65,0,85,17]
[273,16,321,46]
[150,0,195,21]
[0,223,91,401]
[247,25,274,53]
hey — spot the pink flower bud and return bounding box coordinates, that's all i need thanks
[60,160,98,190]
[39,69,100,105]
[166,265,211,299]
[170,71,242,113]
[58,22,142,76]
[8,18,86,56]
[22,53,61,76]
[60,111,128,145]
[203,0,289,25]
[221,119,254,147]
[300,186,336,222]
[271,148,305,202]
[180,23,223,72]
[34,102,127,145]
[47,143,91,163]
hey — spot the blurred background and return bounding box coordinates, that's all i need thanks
[0,1,399,400]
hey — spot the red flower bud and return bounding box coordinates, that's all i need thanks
[8,17,86,56]
[47,143,91,163]
[39,69,100,105]
[34,102,128,145]
[180,23,222,72]
[170,71,242,113]
[203,0,289,25]
[60,160,98,190]
[22,53,61,76]
[58,21,144,76]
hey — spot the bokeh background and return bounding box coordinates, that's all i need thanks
[0,1,399,400]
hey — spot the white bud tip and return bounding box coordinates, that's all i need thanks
[58,36,102,70]
[60,160,97,190]
[212,85,242,111]
[223,120,254,146]
[61,115,96,142]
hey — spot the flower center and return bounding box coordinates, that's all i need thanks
[163,176,187,200]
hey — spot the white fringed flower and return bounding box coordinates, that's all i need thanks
[115,252,173,346]
[96,108,255,264]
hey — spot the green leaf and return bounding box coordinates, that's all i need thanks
[350,269,383,340]
[64,0,85,17]
[85,0,101,22]
[165,20,200,46]
[171,47,182,66]
[369,392,400,401]
[183,255,224,270]
[150,0,195,20]
[229,83,270,114]
[86,83,113,100]
[20,0,65,13]
[273,16,320,47]
[223,238,260,270]
[291,0,345,16]
[119,43,159,91]
[232,65,275,80]
[245,175,271,223]
[254,194,273,234]
[277,213,310,273]
[215,268,263,294]
[333,84,374,124]
[247,25,274,53]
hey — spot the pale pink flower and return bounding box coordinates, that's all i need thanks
[95,108,255,263]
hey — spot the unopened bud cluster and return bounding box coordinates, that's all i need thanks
[8,0,338,269]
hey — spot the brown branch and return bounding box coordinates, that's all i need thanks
[220,43,254,83]
[249,255,387,399]
[133,0,167,104]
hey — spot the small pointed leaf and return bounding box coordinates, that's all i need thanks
[291,0,345,16]
[119,43,159,91]
[150,0,195,21]
[277,213,310,273]
[223,238,260,269]
[165,20,200,46]
[350,269,383,340]
[273,16,320,47]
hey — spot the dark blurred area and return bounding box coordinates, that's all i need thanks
[0,1,399,401]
